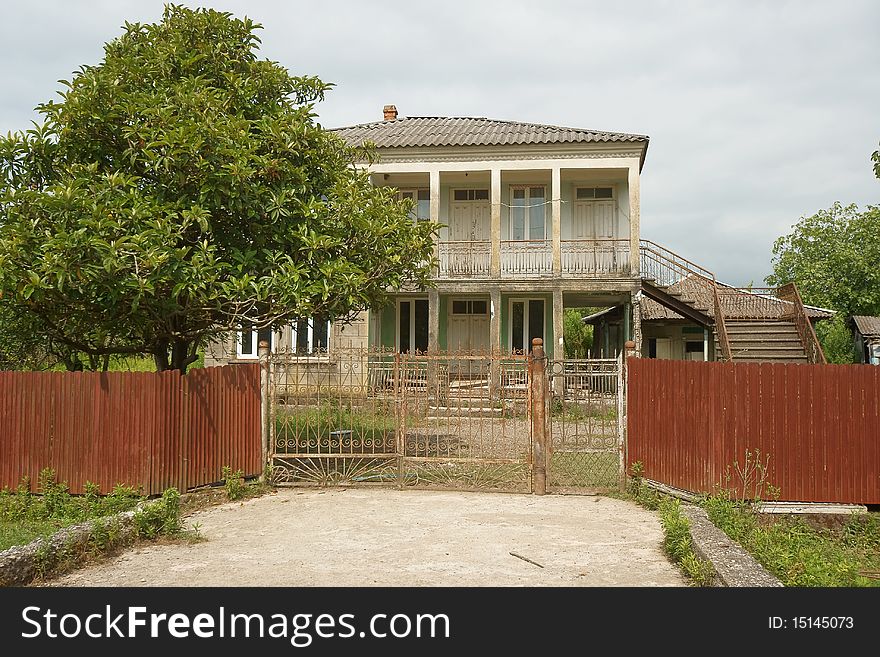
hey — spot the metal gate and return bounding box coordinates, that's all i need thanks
[547,354,625,493]
[268,347,533,492]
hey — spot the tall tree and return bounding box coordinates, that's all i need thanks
[0,6,437,373]
[767,202,880,317]
[767,202,880,362]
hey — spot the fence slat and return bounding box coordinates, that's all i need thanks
[627,358,880,505]
[0,365,261,495]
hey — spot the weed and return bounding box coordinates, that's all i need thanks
[718,449,779,503]
[659,497,715,586]
[703,493,880,587]
[133,488,181,539]
[221,466,247,501]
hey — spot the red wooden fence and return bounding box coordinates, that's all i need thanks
[627,358,880,505]
[0,364,261,496]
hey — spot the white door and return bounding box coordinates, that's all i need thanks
[655,337,673,360]
[448,299,490,376]
[450,194,490,276]
[451,201,490,241]
[572,200,617,270]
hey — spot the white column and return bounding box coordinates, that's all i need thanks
[552,166,562,275]
[631,290,643,355]
[628,165,641,275]
[430,169,441,276]
[552,288,564,358]
[490,168,501,277]
[428,288,440,353]
[489,288,502,395]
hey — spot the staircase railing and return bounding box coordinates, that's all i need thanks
[639,240,732,361]
[776,282,827,364]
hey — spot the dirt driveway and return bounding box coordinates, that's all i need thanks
[49,488,686,587]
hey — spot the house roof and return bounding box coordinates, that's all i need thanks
[331,116,649,150]
[581,306,622,324]
[852,315,880,337]
[640,278,835,321]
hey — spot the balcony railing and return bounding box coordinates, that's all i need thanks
[501,240,552,276]
[561,239,631,275]
[438,240,490,278]
[437,239,635,278]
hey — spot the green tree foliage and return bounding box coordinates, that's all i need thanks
[0,6,437,373]
[562,308,594,358]
[767,202,880,363]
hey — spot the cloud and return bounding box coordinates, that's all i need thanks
[1,0,877,286]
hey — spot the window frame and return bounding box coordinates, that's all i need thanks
[398,188,431,222]
[509,185,547,241]
[236,324,278,359]
[396,297,429,354]
[508,297,546,354]
[291,317,332,357]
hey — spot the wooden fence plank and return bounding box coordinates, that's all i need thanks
[627,359,880,505]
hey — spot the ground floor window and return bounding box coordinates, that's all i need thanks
[292,318,330,355]
[399,299,428,353]
[238,324,274,358]
[510,298,545,354]
[685,340,706,361]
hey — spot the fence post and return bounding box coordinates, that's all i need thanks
[259,340,271,483]
[394,352,404,488]
[529,338,548,495]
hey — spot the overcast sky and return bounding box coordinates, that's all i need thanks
[1,0,877,285]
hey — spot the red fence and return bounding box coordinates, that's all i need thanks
[627,358,880,505]
[0,365,261,496]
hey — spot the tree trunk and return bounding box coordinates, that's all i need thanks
[170,338,198,375]
[153,338,170,372]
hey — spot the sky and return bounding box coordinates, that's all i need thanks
[1,0,877,286]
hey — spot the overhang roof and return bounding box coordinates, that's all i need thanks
[852,315,880,337]
[640,278,835,322]
[331,116,648,165]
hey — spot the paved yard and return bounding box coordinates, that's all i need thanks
[49,488,686,587]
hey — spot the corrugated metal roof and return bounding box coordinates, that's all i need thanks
[331,116,649,149]
[853,315,880,337]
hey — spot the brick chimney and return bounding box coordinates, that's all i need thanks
[383,104,398,121]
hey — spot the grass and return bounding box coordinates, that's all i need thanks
[0,470,144,552]
[550,451,619,489]
[275,403,399,453]
[703,494,880,587]
[0,518,73,553]
[624,462,715,586]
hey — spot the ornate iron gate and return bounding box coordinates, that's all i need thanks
[268,348,533,492]
[547,354,625,493]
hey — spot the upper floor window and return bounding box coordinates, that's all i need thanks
[511,186,546,240]
[292,317,330,355]
[575,187,614,200]
[398,189,430,221]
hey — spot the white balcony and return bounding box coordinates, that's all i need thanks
[561,239,631,276]
[438,240,491,278]
[436,239,632,279]
[501,240,553,277]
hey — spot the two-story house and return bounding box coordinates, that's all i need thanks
[340,105,648,363]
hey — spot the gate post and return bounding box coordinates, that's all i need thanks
[529,338,549,495]
[259,340,271,483]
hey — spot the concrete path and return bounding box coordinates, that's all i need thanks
[49,488,686,587]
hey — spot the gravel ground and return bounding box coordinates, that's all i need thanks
[47,488,686,587]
